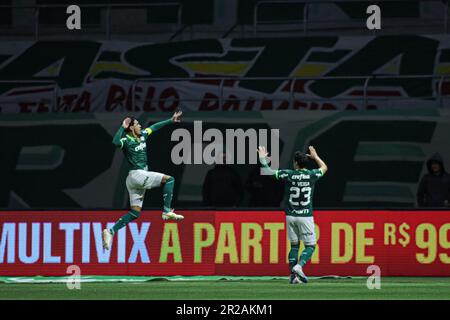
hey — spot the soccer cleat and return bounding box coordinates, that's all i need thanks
[102,229,112,250]
[162,210,184,221]
[289,273,302,285]
[292,264,308,283]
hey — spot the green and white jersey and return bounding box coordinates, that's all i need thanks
[275,168,323,217]
[118,128,153,171]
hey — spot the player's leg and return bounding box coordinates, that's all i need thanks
[161,175,175,214]
[292,216,316,283]
[110,205,142,235]
[299,245,316,267]
[286,216,302,284]
[141,171,183,220]
[160,175,184,220]
[102,172,145,250]
[298,216,316,267]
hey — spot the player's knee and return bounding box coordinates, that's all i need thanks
[305,244,316,251]
[290,242,300,249]
[130,209,141,220]
[131,205,141,212]
[162,175,174,185]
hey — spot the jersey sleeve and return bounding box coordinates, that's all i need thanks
[275,169,292,181]
[310,168,324,182]
[112,127,127,149]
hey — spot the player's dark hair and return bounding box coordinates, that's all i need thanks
[125,117,137,133]
[294,151,309,168]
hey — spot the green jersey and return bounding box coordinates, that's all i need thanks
[118,127,153,171]
[275,168,324,217]
[112,118,173,171]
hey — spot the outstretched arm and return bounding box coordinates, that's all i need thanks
[146,111,182,134]
[308,146,328,175]
[257,146,277,176]
[112,118,131,148]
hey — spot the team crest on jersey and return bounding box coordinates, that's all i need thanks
[140,137,145,141]
[135,142,146,151]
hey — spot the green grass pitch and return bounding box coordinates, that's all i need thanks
[0,277,449,300]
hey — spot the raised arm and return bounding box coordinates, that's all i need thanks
[146,111,183,134]
[112,118,131,148]
[308,146,328,175]
[257,146,277,176]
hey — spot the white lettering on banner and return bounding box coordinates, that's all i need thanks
[60,223,80,263]
[19,223,40,264]
[118,227,127,263]
[0,222,152,264]
[0,223,15,263]
[82,222,90,263]
[128,223,151,263]
[43,223,61,263]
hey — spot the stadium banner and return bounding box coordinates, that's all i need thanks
[0,36,449,113]
[0,210,449,276]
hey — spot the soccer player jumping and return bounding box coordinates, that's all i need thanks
[102,111,184,250]
[257,145,328,284]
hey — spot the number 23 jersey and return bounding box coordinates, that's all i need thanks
[275,168,324,217]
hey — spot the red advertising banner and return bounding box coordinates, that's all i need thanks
[0,210,449,276]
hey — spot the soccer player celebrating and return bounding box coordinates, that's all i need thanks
[257,145,328,284]
[102,111,184,250]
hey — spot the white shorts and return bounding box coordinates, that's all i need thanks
[286,215,317,246]
[126,170,164,208]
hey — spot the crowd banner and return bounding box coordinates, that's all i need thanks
[0,36,450,112]
[1,210,449,276]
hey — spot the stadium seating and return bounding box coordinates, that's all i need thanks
[0,0,448,40]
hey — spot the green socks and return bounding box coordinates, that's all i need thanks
[110,176,175,236]
[299,245,316,267]
[289,244,316,271]
[288,243,300,272]
[163,176,175,213]
[110,209,140,235]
